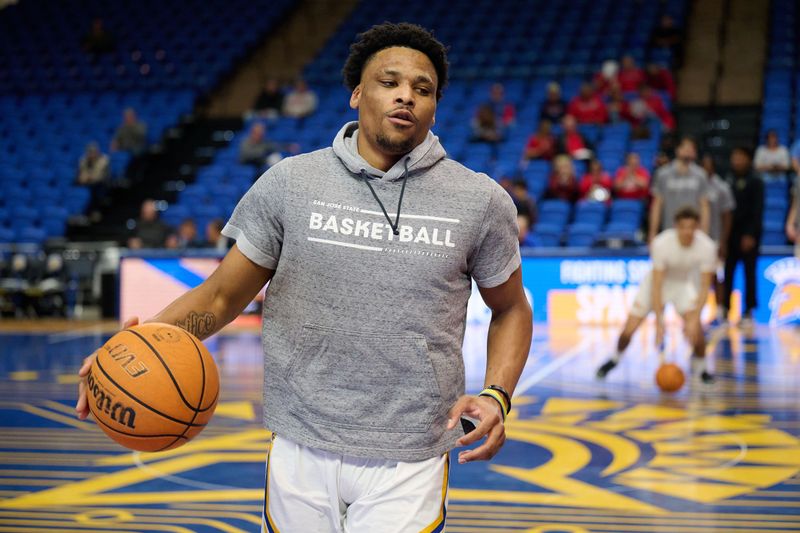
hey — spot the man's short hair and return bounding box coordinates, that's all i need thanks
[679,135,698,150]
[674,205,700,222]
[731,145,753,159]
[342,22,449,100]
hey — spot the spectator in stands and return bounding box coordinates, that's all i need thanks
[523,120,557,161]
[250,79,285,119]
[787,178,800,258]
[627,92,652,139]
[510,180,538,226]
[607,85,632,124]
[592,60,619,96]
[471,104,504,157]
[540,82,566,124]
[614,152,650,200]
[617,55,646,93]
[754,130,791,181]
[487,83,516,127]
[645,63,676,100]
[203,218,230,252]
[239,123,297,166]
[623,85,673,138]
[638,84,676,131]
[650,14,682,53]
[111,108,147,155]
[128,199,170,249]
[648,137,710,243]
[546,155,579,203]
[721,147,764,326]
[701,154,736,322]
[560,115,592,160]
[516,211,537,247]
[282,79,318,119]
[567,82,608,124]
[77,142,110,186]
[81,18,115,57]
[168,219,201,249]
[579,159,613,203]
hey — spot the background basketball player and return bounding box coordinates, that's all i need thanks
[597,206,716,384]
[76,22,533,532]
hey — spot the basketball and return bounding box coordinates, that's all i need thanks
[655,363,685,393]
[86,323,219,452]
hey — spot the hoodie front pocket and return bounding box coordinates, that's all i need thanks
[284,324,442,433]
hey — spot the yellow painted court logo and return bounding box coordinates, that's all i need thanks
[453,398,800,513]
[766,258,800,326]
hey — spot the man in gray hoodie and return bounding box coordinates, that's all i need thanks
[76,22,532,532]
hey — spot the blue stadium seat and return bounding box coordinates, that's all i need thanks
[16,226,47,244]
[539,200,572,226]
[566,224,599,247]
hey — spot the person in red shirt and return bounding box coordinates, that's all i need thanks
[546,154,579,202]
[579,159,613,203]
[592,60,619,96]
[639,84,675,131]
[618,55,646,93]
[560,114,592,160]
[568,83,608,124]
[645,63,676,100]
[613,152,651,200]
[523,119,557,161]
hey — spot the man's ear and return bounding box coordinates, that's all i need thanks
[349,85,362,110]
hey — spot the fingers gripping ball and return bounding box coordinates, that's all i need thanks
[655,363,685,393]
[87,323,219,452]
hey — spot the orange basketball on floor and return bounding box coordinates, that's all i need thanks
[655,363,685,393]
[87,323,219,452]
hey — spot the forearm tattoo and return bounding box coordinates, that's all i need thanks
[176,312,217,339]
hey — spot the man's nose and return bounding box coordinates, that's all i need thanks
[394,84,415,107]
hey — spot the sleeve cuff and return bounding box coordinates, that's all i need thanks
[221,223,279,270]
[474,251,522,288]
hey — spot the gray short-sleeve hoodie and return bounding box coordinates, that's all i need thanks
[222,122,521,461]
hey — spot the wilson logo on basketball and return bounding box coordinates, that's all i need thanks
[105,342,149,378]
[86,369,137,429]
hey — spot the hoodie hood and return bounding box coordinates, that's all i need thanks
[332,121,447,181]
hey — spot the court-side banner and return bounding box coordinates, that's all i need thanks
[120,254,800,326]
[519,254,799,325]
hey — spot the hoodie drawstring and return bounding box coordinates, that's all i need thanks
[360,157,410,236]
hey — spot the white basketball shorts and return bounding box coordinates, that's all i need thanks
[262,434,449,533]
[631,272,699,317]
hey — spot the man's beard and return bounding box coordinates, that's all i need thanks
[376,131,415,155]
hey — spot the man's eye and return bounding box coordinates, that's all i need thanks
[380,80,396,87]
[418,87,431,96]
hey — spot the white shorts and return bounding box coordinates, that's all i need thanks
[262,435,449,533]
[631,272,698,317]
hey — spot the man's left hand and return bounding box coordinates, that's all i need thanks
[446,395,506,464]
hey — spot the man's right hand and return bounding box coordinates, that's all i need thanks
[75,317,139,420]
